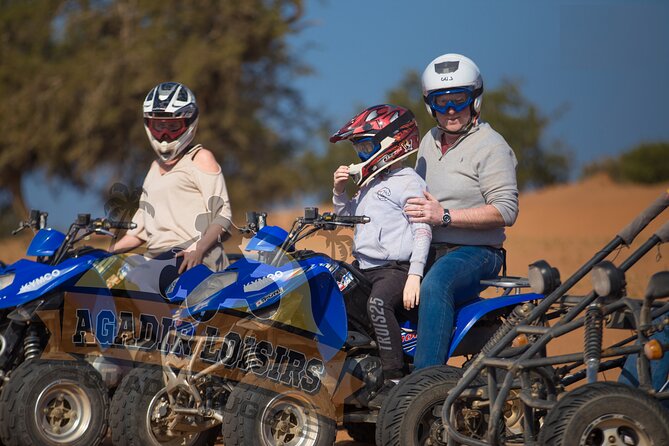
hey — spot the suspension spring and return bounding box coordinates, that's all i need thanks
[24,329,41,360]
[584,304,603,383]
[481,302,535,355]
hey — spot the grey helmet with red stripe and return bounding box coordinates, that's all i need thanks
[143,82,199,162]
[330,104,420,187]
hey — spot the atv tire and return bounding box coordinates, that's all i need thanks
[0,359,109,446]
[376,365,489,446]
[221,375,336,446]
[109,365,218,446]
[539,382,669,446]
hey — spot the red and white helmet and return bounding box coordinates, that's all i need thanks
[330,105,419,187]
[143,82,199,162]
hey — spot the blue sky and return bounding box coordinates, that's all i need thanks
[24,0,669,229]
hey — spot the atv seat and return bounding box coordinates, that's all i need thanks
[480,276,530,296]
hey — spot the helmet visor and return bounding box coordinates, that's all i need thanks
[351,137,379,161]
[146,118,188,142]
[427,88,473,114]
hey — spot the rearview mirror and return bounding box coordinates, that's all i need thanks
[645,270,669,301]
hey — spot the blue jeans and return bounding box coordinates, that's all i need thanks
[414,245,503,369]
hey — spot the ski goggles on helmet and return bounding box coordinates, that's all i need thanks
[351,137,380,161]
[146,118,188,142]
[426,87,474,114]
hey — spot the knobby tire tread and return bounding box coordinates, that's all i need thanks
[0,359,109,446]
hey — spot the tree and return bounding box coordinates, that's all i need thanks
[582,142,669,184]
[0,0,309,220]
[0,0,66,218]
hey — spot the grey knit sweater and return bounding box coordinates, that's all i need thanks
[415,122,519,248]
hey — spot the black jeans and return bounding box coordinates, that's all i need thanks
[361,262,417,374]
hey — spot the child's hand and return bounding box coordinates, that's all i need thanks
[176,247,204,273]
[333,165,350,194]
[403,274,421,310]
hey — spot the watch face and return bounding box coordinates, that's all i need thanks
[442,210,451,226]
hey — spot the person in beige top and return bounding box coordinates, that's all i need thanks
[113,82,232,274]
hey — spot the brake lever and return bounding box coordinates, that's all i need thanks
[11,223,27,236]
[94,228,117,238]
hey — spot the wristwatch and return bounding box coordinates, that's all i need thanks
[441,208,452,227]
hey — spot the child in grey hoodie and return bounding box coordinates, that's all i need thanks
[330,105,431,390]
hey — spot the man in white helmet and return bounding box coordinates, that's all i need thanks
[113,82,232,279]
[404,54,519,369]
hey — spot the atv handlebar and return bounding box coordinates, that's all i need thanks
[341,215,370,224]
[99,220,137,230]
[321,213,370,225]
[238,211,267,235]
[12,210,49,235]
[75,213,136,231]
[268,207,369,261]
[301,207,369,227]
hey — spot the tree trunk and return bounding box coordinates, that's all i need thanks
[6,170,28,220]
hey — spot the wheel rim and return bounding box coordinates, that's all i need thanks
[580,414,652,446]
[34,379,92,443]
[260,392,320,446]
[414,403,446,446]
[503,390,524,435]
[146,388,205,446]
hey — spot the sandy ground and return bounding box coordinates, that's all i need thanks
[3,175,668,445]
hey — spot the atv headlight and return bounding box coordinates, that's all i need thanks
[591,261,626,298]
[0,273,15,291]
[184,271,238,309]
[528,260,561,295]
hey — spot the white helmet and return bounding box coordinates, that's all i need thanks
[143,82,199,162]
[421,53,483,119]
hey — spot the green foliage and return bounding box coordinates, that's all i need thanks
[582,142,669,184]
[0,0,308,216]
[0,0,65,216]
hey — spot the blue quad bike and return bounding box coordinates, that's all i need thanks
[0,210,239,446]
[109,207,546,446]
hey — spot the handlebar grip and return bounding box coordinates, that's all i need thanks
[617,190,669,245]
[337,215,370,224]
[108,221,137,230]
